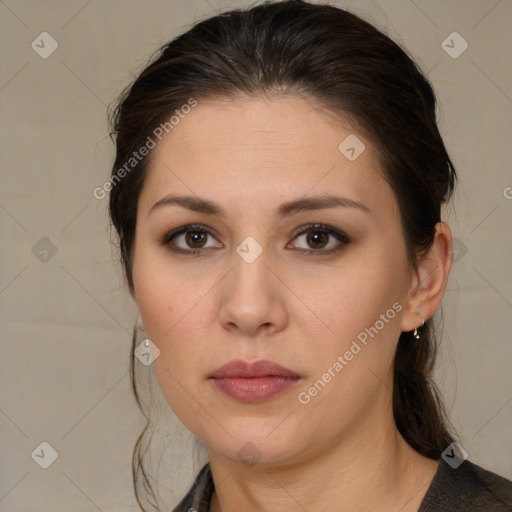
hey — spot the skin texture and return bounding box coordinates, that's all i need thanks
[131,94,453,511]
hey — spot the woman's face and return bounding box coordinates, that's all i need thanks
[132,94,416,467]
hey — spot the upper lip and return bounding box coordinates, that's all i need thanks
[210,359,300,379]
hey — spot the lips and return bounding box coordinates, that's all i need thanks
[210,359,301,379]
[209,359,301,403]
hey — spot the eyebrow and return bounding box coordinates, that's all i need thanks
[148,194,370,219]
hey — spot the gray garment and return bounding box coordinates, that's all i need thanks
[171,459,512,511]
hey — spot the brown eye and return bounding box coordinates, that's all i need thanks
[161,224,223,254]
[306,230,330,250]
[289,224,350,254]
[185,230,208,248]
[161,223,349,256]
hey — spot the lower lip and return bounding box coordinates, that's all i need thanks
[211,376,301,402]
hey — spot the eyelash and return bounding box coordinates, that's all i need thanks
[159,223,350,257]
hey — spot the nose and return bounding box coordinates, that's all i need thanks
[217,249,289,337]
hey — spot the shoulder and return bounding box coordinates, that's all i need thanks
[419,459,512,512]
[170,463,214,512]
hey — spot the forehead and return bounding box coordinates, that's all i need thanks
[138,94,396,219]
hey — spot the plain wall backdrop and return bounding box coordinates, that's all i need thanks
[1,0,511,510]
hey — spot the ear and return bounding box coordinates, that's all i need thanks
[401,222,453,332]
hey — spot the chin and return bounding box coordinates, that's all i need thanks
[219,439,299,468]
[199,418,308,468]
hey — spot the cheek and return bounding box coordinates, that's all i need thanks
[132,243,185,336]
[318,259,403,337]
[303,249,407,389]
[132,250,211,379]
[134,266,210,427]
[135,270,201,360]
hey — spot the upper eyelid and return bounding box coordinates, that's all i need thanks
[166,223,343,237]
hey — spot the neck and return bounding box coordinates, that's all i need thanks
[207,413,439,512]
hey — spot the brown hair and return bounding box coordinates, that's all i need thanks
[108,1,457,509]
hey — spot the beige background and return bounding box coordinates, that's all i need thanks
[1,0,511,510]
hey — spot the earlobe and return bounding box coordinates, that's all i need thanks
[401,222,453,333]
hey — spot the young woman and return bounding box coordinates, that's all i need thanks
[108,1,512,510]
